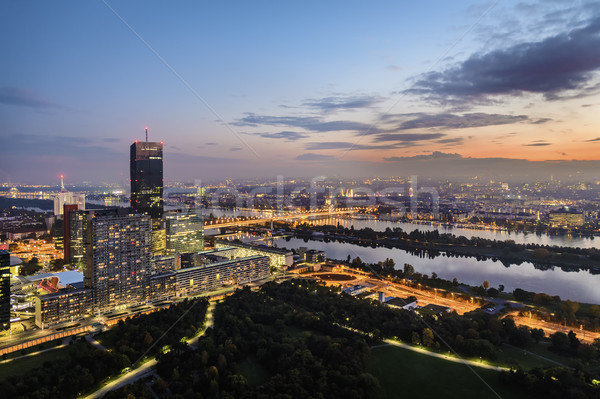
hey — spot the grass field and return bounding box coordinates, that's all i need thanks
[369,345,531,399]
[0,344,73,381]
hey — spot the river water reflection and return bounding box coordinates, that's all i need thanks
[203,209,598,248]
[269,237,600,304]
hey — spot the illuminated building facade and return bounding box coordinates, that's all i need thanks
[82,208,152,312]
[66,208,88,266]
[214,240,293,269]
[0,250,9,330]
[174,255,270,296]
[549,208,584,227]
[34,288,92,328]
[54,192,86,216]
[165,209,204,254]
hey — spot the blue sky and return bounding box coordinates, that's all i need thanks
[2,1,600,184]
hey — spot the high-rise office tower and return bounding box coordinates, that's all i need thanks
[80,208,152,312]
[130,137,164,220]
[0,250,10,330]
[165,209,204,254]
[131,133,165,256]
[66,207,88,266]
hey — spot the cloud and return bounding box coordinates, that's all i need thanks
[303,95,384,111]
[229,147,243,151]
[436,137,465,146]
[250,131,308,141]
[523,142,552,146]
[234,113,386,134]
[304,141,402,151]
[407,16,600,105]
[383,112,529,130]
[205,142,217,146]
[384,151,463,162]
[585,137,600,142]
[533,118,552,124]
[294,153,336,161]
[0,86,62,109]
[373,133,446,142]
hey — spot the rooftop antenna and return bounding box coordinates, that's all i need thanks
[145,127,148,142]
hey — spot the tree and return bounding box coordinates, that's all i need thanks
[482,281,490,289]
[533,248,550,259]
[563,300,580,318]
[411,331,421,346]
[588,304,600,318]
[422,328,435,348]
[550,332,570,352]
[567,330,580,350]
[498,284,505,293]
[403,264,415,276]
[143,332,154,347]
[531,328,544,343]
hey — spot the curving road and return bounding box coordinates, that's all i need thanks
[84,301,216,399]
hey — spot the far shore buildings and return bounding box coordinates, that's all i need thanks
[549,207,584,228]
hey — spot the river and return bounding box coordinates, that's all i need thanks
[267,236,600,304]
[203,208,598,249]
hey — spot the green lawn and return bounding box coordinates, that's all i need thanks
[495,342,583,370]
[369,345,530,399]
[0,344,73,380]
[238,356,270,387]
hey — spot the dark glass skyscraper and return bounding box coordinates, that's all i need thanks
[130,140,164,220]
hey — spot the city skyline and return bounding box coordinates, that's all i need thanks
[2,1,600,183]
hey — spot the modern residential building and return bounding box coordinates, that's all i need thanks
[174,255,270,296]
[80,208,152,312]
[304,249,326,263]
[0,250,10,330]
[165,209,204,254]
[214,240,293,269]
[130,140,164,220]
[147,272,176,302]
[150,255,177,275]
[34,287,92,328]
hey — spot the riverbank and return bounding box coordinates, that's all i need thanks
[286,223,600,275]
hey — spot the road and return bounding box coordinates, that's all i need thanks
[84,300,216,399]
[311,268,479,315]
[509,313,600,344]
[379,339,509,371]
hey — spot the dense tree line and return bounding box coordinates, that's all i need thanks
[0,339,129,399]
[98,297,209,364]
[500,366,600,399]
[76,281,600,398]
[153,284,381,398]
[125,281,600,397]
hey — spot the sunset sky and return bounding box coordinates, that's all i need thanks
[2,1,600,184]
